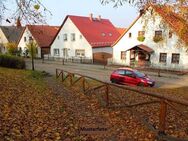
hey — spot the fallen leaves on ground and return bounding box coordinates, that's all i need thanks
[0,68,156,140]
[2,68,188,141]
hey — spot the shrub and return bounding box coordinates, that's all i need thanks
[153,36,163,43]
[5,42,17,55]
[0,54,25,69]
[137,36,145,42]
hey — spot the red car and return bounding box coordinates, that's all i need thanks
[110,68,155,87]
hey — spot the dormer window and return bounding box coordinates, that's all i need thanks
[102,33,106,36]
[129,33,132,38]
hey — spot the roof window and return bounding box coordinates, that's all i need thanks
[102,33,106,36]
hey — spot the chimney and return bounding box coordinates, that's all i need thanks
[89,13,93,21]
[98,15,101,21]
[16,17,22,28]
[139,9,145,16]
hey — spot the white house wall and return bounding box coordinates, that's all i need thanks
[113,7,188,70]
[0,29,8,54]
[17,27,41,58]
[51,18,92,59]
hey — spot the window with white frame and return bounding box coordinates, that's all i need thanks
[121,51,126,60]
[24,37,27,42]
[75,49,85,57]
[71,33,75,41]
[138,31,145,37]
[63,34,67,41]
[171,53,180,64]
[155,30,162,38]
[159,53,167,63]
[54,49,60,56]
[29,36,33,41]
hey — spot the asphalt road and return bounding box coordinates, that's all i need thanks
[26,59,188,88]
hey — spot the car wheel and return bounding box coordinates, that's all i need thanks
[111,78,116,83]
[138,82,145,87]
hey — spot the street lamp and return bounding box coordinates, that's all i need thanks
[29,37,35,71]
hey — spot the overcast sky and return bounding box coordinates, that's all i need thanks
[3,0,138,28]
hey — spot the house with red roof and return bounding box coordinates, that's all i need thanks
[112,4,188,70]
[50,14,120,64]
[116,27,126,35]
[17,25,59,58]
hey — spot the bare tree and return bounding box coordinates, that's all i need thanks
[0,0,52,25]
[100,0,188,10]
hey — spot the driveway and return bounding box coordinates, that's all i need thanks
[26,59,188,88]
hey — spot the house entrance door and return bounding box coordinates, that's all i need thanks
[130,48,151,67]
[63,48,68,58]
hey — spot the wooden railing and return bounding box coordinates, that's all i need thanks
[56,68,188,140]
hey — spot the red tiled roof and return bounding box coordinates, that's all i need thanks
[126,44,154,53]
[68,15,120,48]
[27,25,59,48]
[151,5,188,45]
[137,44,154,53]
[116,27,126,35]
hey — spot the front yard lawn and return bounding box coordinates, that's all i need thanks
[0,67,187,140]
[0,68,69,140]
[0,68,156,140]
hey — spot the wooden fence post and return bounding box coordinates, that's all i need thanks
[82,77,86,92]
[56,69,58,78]
[61,71,64,82]
[105,84,109,107]
[62,58,64,65]
[42,56,44,63]
[70,73,73,86]
[159,99,167,135]
[158,69,161,77]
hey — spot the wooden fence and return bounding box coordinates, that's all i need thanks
[56,68,188,140]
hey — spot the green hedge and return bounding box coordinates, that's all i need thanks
[0,54,25,69]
